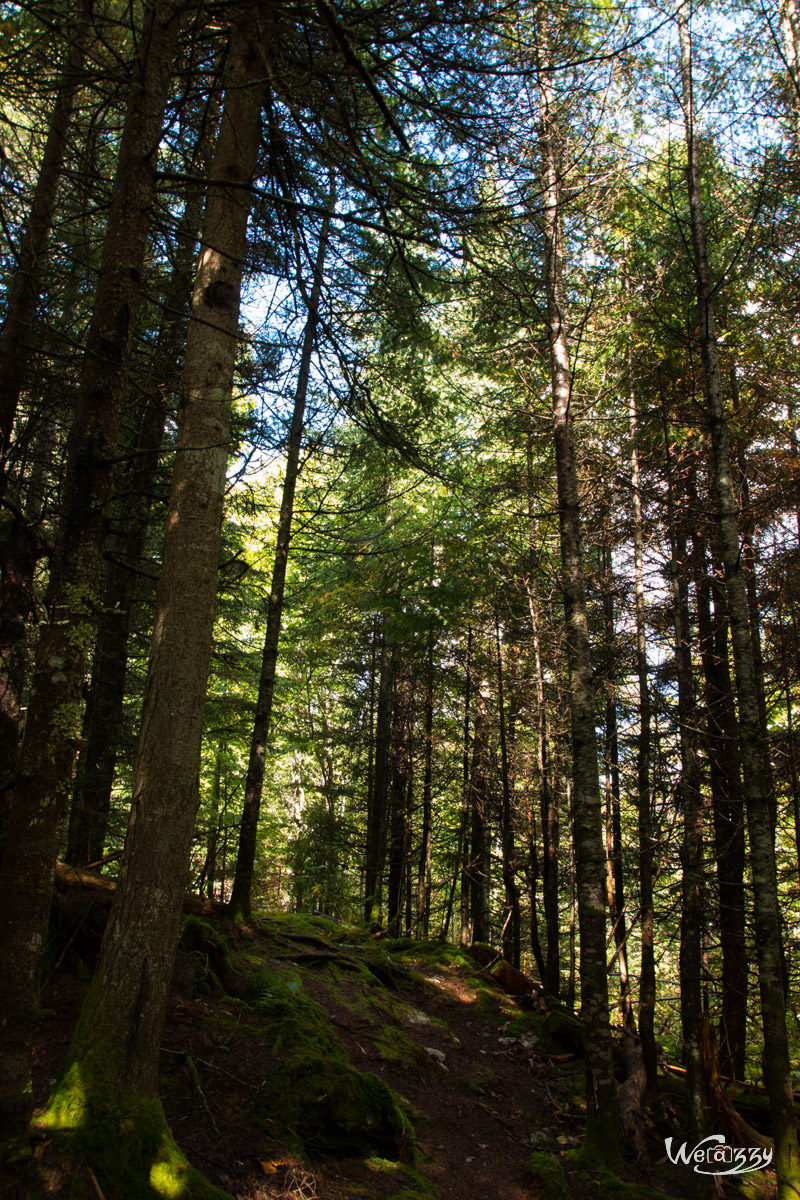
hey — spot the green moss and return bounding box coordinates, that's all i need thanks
[523,1152,571,1200]
[40,1066,230,1199]
[736,1171,774,1200]
[579,1167,678,1200]
[260,1051,413,1160]
[393,1164,439,1199]
[372,1024,429,1070]
[473,986,502,1019]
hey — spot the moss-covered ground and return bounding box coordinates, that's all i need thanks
[4,900,770,1200]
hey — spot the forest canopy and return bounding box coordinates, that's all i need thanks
[1,0,800,1196]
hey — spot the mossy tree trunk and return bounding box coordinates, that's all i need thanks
[43,26,264,1187]
[0,0,184,1131]
[536,17,619,1157]
[677,3,800,1192]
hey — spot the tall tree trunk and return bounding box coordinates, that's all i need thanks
[66,97,220,867]
[0,0,184,1130]
[692,532,747,1081]
[416,625,434,937]
[364,633,394,922]
[677,4,800,1191]
[661,407,706,1136]
[387,661,412,935]
[628,351,657,1090]
[536,23,618,1155]
[459,625,473,945]
[495,611,520,967]
[525,431,560,994]
[229,186,333,921]
[468,683,490,945]
[42,28,264,1181]
[601,532,634,1033]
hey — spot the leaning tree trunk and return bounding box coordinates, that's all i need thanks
[0,0,183,1131]
[229,191,333,920]
[42,28,264,1191]
[677,3,800,1192]
[536,24,619,1158]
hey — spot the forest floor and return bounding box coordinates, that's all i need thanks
[21,896,775,1200]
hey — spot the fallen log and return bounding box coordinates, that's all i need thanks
[55,861,225,917]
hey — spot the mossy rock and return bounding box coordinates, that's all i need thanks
[261,1052,412,1160]
[524,1151,571,1200]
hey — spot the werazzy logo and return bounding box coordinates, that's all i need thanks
[665,1135,773,1176]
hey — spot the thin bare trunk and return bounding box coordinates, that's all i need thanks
[230,188,333,920]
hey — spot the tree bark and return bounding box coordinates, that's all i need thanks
[468,684,490,946]
[43,23,264,1169]
[677,3,800,1192]
[387,660,413,935]
[628,353,657,1090]
[364,632,394,922]
[0,0,184,1129]
[416,624,434,937]
[495,611,520,968]
[66,97,220,867]
[660,405,706,1137]
[536,22,618,1156]
[691,523,747,1082]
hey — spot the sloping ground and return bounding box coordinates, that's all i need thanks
[17,904,774,1200]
